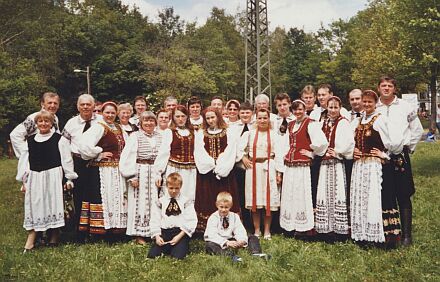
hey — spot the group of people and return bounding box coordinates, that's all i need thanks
[11,75,423,259]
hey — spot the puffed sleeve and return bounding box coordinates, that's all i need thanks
[194,130,215,174]
[373,114,399,155]
[152,129,172,181]
[236,131,250,162]
[78,124,105,160]
[119,132,139,179]
[308,121,329,157]
[334,119,355,160]
[340,107,351,120]
[150,198,162,238]
[232,213,248,245]
[214,129,237,177]
[59,137,78,180]
[203,214,228,247]
[408,109,423,153]
[16,149,29,183]
[181,199,197,237]
[10,115,35,158]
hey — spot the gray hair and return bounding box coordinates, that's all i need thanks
[140,111,157,124]
[77,94,95,106]
[255,93,269,103]
[348,89,362,98]
[164,96,178,106]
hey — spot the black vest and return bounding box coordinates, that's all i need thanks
[28,133,62,172]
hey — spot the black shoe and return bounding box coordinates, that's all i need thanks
[400,208,413,247]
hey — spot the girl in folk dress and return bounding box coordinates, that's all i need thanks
[120,111,162,244]
[153,105,197,201]
[350,90,400,243]
[156,108,171,136]
[315,97,354,235]
[239,109,284,239]
[194,107,240,231]
[17,110,77,251]
[78,101,128,235]
[279,100,328,233]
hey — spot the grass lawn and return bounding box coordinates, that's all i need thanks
[1,142,439,281]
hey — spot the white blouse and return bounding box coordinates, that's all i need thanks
[194,128,237,178]
[78,122,128,160]
[16,132,78,183]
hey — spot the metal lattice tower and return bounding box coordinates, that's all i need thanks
[244,0,271,104]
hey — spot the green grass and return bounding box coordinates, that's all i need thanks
[1,142,440,281]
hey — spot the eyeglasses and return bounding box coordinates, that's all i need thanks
[93,110,101,113]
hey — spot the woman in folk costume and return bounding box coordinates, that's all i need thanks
[153,105,197,201]
[239,108,284,240]
[119,111,162,245]
[78,101,128,236]
[225,99,241,127]
[17,110,77,251]
[187,96,203,131]
[118,103,138,135]
[194,107,240,231]
[279,100,328,233]
[315,96,354,236]
[350,90,401,243]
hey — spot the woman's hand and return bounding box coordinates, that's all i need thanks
[353,148,361,160]
[300,149,313,159]
[326,147,337,158]
[130,179,139,189]
[370,147,386,159]
[20,184,26,193]
[276,172,283,185]
[242,156,253,169]
[100,152,113,160]
[155,178,162,188]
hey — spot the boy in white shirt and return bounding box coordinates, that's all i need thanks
[147,173,197,259]
[204,192,265,261]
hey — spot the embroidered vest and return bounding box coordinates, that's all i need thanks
[322,116,344,160]
[96,122,125,160]
[355,114,385,157]
[284,118,312,164]
[203,129,227,160]
[169,129,195,164]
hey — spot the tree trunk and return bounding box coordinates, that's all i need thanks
[430,63,438,133]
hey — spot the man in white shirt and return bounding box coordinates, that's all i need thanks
[310,84,350,123]
[376,76,423,246]
[10,92,60,158]
[59,94,102,241]
[234,101,254,231]
[273,93,295,136]
[348,89,364,121]
[300,85,318,116]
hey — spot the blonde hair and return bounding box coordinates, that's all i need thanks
[167,172,183,187]
[118,102,133,114]
[34,110,55,124]
[216,192,233,205]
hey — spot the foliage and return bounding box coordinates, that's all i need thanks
[1,142,439,280]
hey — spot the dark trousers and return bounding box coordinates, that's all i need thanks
[235,167,252,231]
[386,148,415,209]
[147,228,190,259]
[72,156,90,233]
[205,235,262,256]
[344,159,353,226]
[310,156,322,208]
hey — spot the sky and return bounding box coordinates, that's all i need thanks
[120,0,368,32]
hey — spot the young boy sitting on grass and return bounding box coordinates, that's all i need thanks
[147,172,197,259]
[204,192,267,261]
